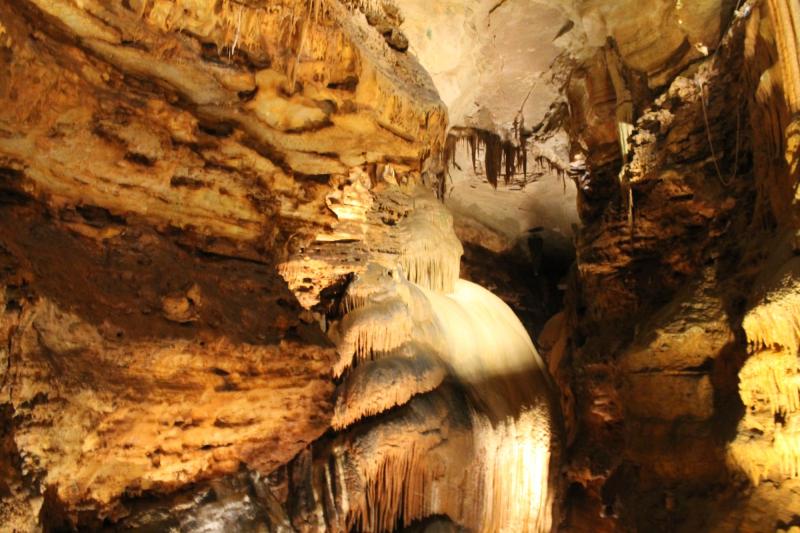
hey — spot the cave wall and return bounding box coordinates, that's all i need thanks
[552,0,800,530]
[0,0,451,529]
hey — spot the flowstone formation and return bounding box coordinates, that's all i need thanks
[280,256,558,532]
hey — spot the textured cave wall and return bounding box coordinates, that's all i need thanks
[0,0,451,529]
[549,0,800,530]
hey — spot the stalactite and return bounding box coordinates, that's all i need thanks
[738,262,800,415]
[743,288,800,354]
[444,127,566,187]
[327,389,476,533]
[444,128,525,187]
[395,195,463,294]
[730,260,800,485]
[349,440,434,532]
[472,408,553,533]
[331,299,415,378]
[730,411,800,485]
[739,348,800,415]
[332,350,447,430]
[774,417,800,479]
[333,400,554,533]
[141,0,322,53]
[397,248,461,295]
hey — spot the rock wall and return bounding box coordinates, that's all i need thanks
[0,0,450,529]
[552,0,800,529]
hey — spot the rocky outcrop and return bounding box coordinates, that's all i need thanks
[0,203,335,525]
[0,0,445,251]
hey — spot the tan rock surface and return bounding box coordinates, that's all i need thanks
[0,0,449,527]
[0,203,335,522]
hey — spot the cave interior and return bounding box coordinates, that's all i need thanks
[1,0,800,531]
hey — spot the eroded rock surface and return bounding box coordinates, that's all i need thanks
[548,0,800,529]
[0,0,449,528]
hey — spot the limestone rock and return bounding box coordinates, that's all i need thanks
[0,0,448,527]
[0,203,335,523]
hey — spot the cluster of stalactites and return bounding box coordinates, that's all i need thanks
[471,408,554,533]
[140,0,326,55]
[738,349,800,416]
[337,400,553,533]
[350,438,452,532]
[326,270,466,529]
[443,127,567,188]
[394,195,463,294]
[331,347,446,429]
[444,128,527,188]
[331,298,415,378]
[329,261,447,391]
[742,288,800,356]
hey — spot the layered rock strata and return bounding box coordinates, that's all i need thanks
[0,0,450,528]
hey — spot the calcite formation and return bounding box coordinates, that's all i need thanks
[730,254,800,484]
[284,260,557,532]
